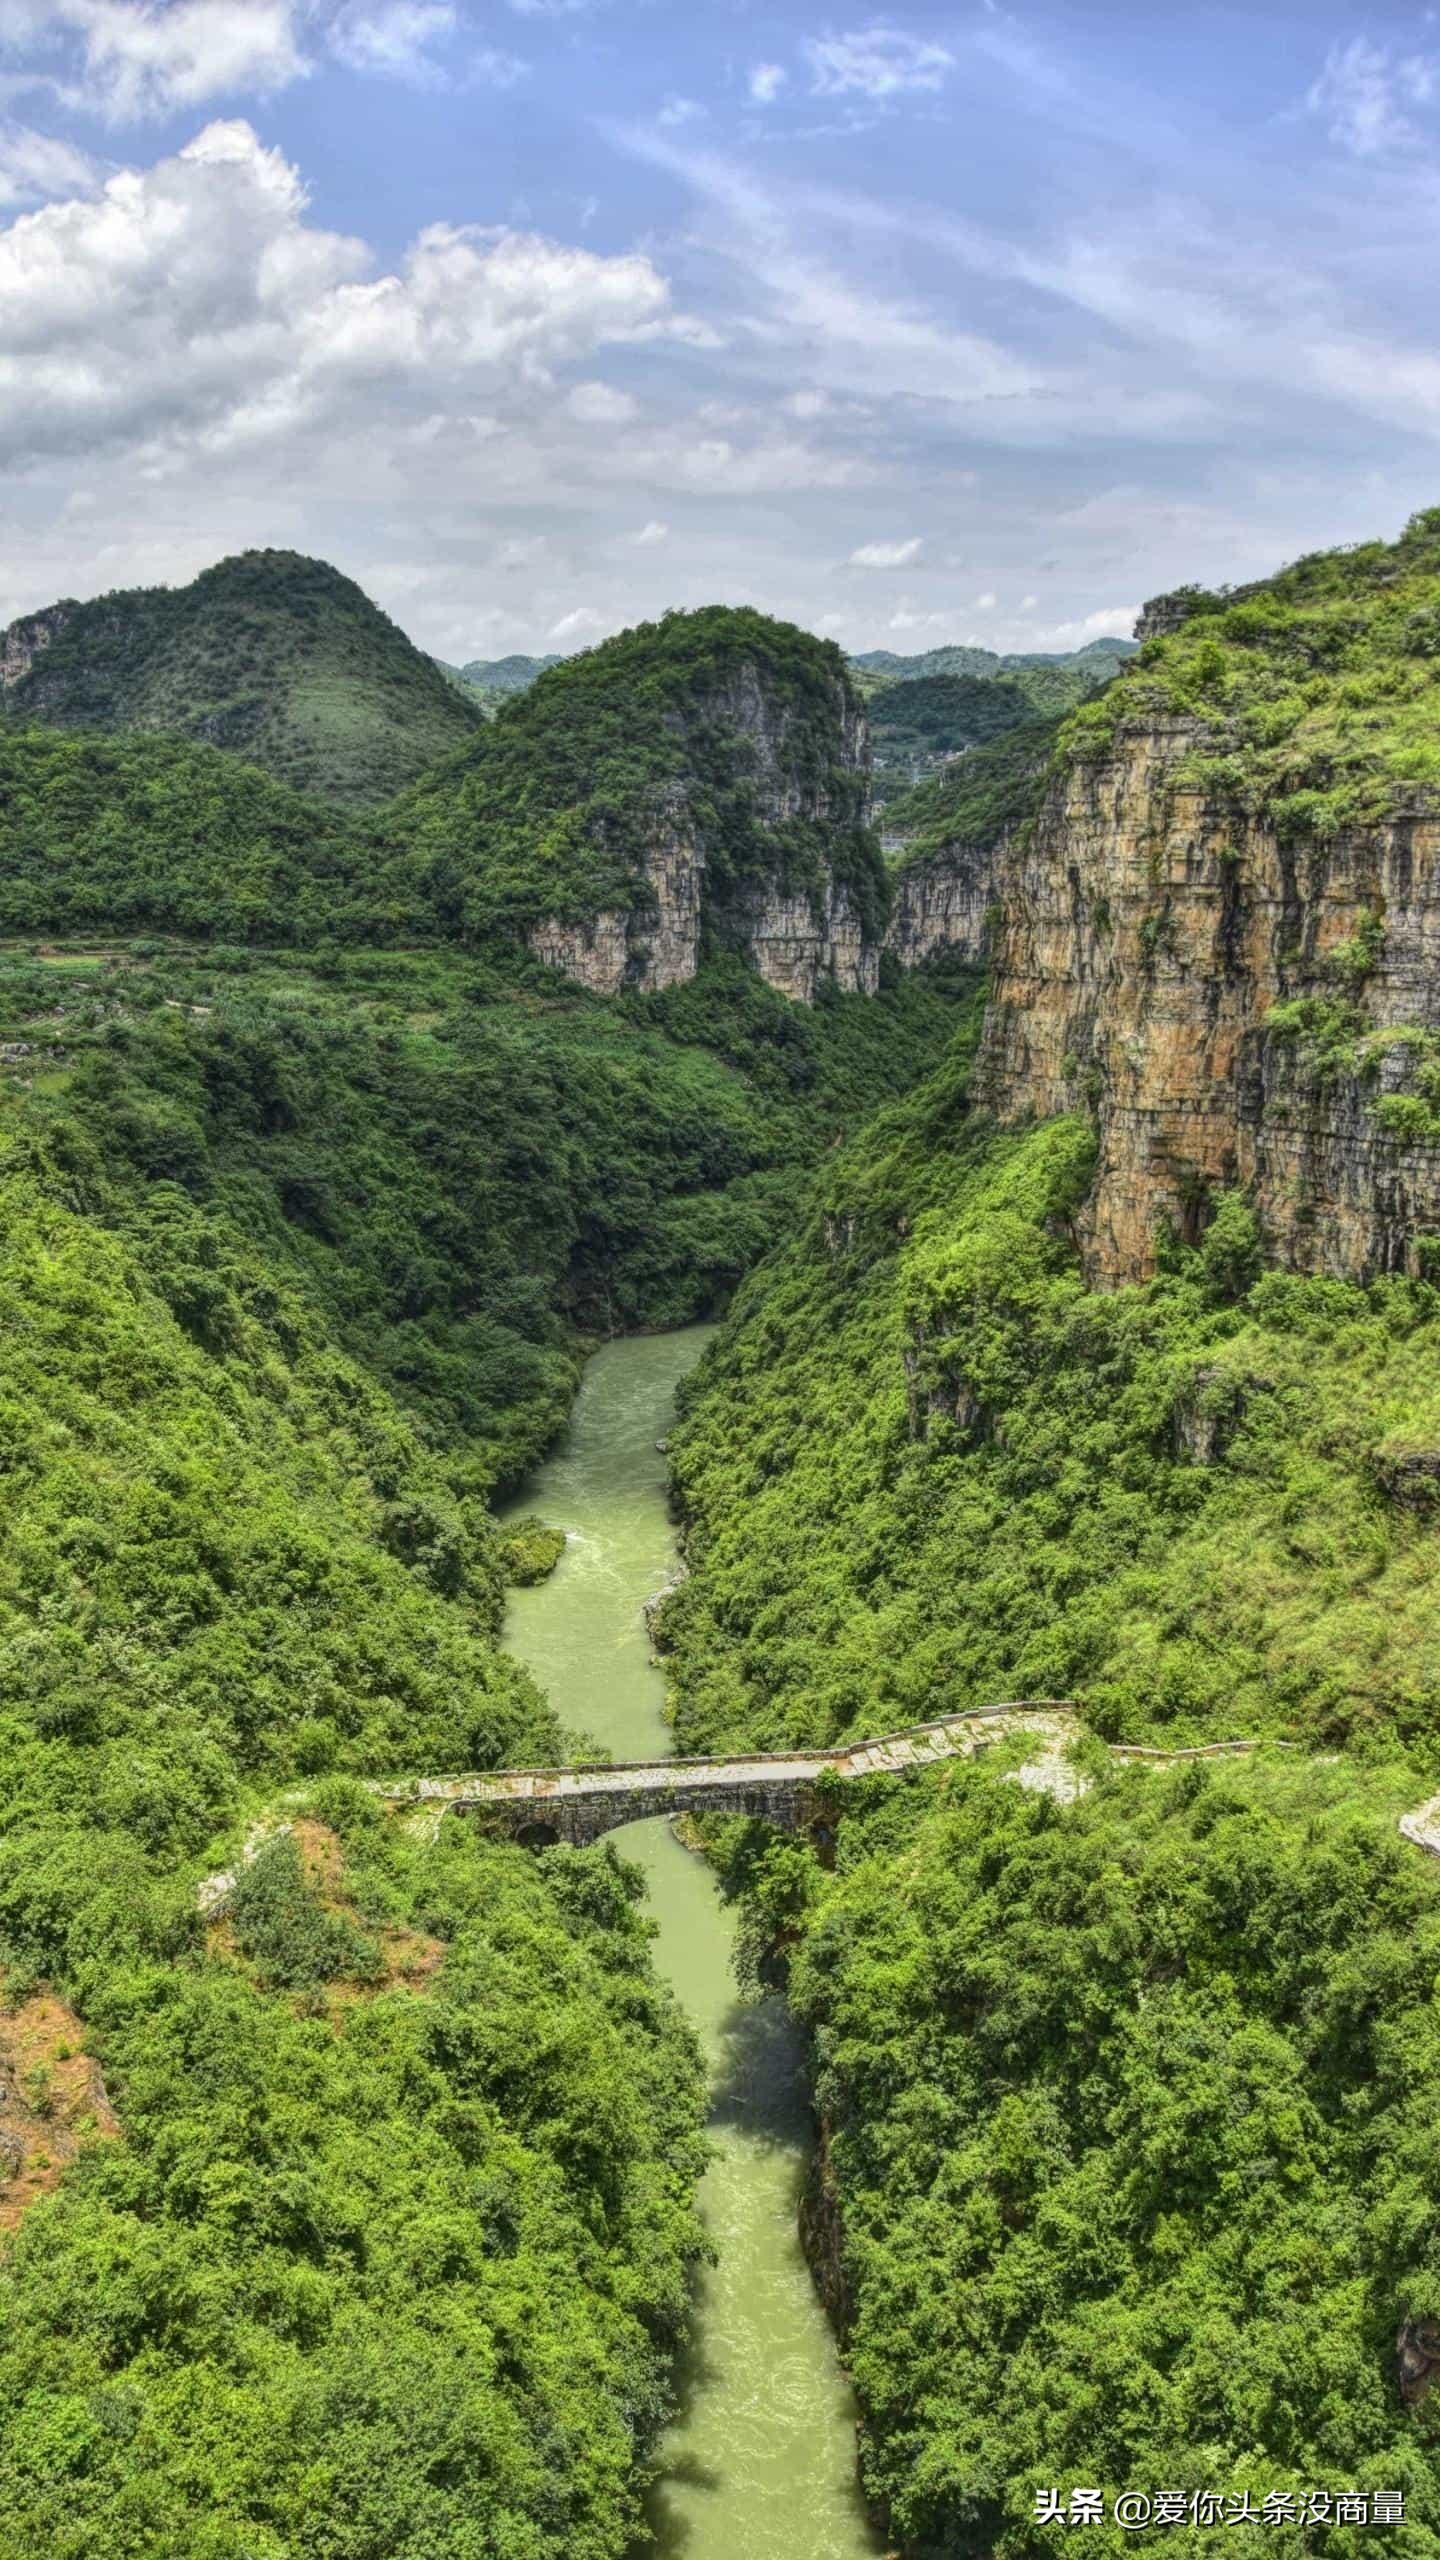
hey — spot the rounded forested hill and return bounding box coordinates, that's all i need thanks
[0,551,482,809]
[390,603,887,942]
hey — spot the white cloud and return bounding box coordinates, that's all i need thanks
[567,378,638,424]
[0,119,685,469]
[974,589,995,608]
[549,604,606,639]
[1306,36,1436,157]
[804,24,953,101]
[0,116,95,202]
[328,3,461,84]
[749,61,785,104]
[632,517,668,544]
[3,1,308,121]
[849,535,921,567]
[657,94,704,128]
[1021,591,1037,608]
[1030,605,1139,649]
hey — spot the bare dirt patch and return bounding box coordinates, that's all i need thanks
[0,1987,120,2237]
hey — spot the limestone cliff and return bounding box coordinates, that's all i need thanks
[882,844,996,971]
[523,637,887,1001]
[0,602,73,690]
[976,713,1440,1282]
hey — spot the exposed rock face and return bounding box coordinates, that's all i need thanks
[976,718,1440,1282]
[0,602,73,690]
[527,660,883,1001]
[883,844,996,970]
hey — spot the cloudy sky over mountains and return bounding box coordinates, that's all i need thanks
[1,0,1439,660]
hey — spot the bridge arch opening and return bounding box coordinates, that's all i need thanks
[514,1819,561,1850]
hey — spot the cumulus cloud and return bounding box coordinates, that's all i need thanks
[0,116,95,201]
[849,535,921,566]
[804,24,953,101]
[632,518,668,543]
[0,1,308,121]
[749,62,785,104]
[1306,36,1437,157]
[0,118,683,469]
[657,93,704,128]
[549,604,607,640]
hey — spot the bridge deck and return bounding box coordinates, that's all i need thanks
[377,1704,1076,1809]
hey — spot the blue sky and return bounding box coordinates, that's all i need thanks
[1,2,1439,662]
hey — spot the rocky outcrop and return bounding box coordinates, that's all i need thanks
[883,844,996,970]
[527,658,884,1001]
[976,717,1440,1282]
[0,602,74,690]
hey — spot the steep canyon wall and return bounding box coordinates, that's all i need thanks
[976,718,1440,1282]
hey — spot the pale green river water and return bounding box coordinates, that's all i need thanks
[499,1329,885,2560]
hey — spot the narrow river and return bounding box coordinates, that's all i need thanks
[500,1329,884,2560]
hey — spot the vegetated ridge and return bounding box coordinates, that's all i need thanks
[0,550,483,808]
[393,605,890,997]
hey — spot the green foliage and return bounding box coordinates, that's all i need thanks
[667,1061,1440,2549]
[884,718,1063,861]
[390,606,889,943]
[227,1835,381,1992]
[868,674,1033,806]
[0,940,961,1480]
[779,1754,1440,2554]
[0,724,385,941]
[665,1071,1440,1759]
[502,1519,568,1585]
[1063,510,1440,834]
[0,977,713,2555]
[2,552,481,807]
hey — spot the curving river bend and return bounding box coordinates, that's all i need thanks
[500,1329,884,2560]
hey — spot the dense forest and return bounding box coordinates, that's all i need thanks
[0,914,968,2554]
[662,1042,1440,2549]
[0,553,481,808]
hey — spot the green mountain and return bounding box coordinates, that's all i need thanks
[394,604,885,944]
[867,670,1034,805]
[852,634,1136,692]
[878,712,1061,855]
[458,651,564,693]
[0,551,483,808]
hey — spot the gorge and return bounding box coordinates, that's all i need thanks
[2,518,1440,2558]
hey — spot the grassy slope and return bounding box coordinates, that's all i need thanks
[0,940,967,1485]
[2,553,481,809]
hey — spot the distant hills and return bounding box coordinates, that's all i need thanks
[0,551,484,808]
[851,635,1135,689]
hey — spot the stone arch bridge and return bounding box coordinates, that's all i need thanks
[368,1704,1261,1851]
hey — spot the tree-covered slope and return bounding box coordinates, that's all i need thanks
[662,1051,1440,2549]
[868,673,1033,807]
[0,724,389,940]
[0,552,482,809]
[391,606,886,943]
[881,716,1061,858]
[0,1097,708,2560]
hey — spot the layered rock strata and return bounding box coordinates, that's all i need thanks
[976,718,1440,1282]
